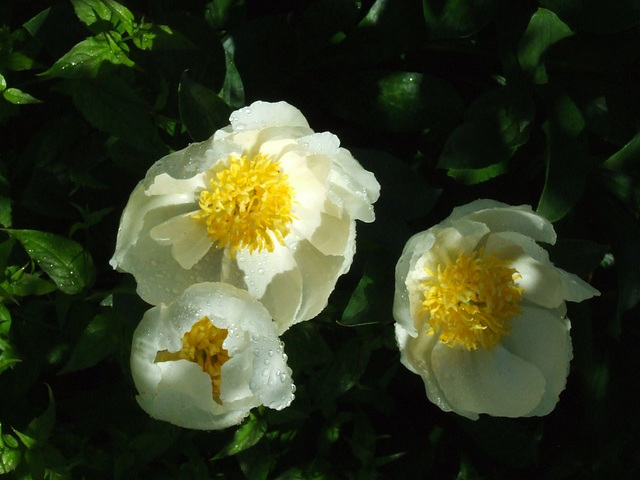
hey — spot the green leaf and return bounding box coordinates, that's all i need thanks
[423,0,500,39]
[602,130,640,173]
[536,87,590,222]
[539,0,640,33]
[237,439,272,480]
[59,77,166,155]
[219,39,245,110]
[280,322,332,374]
[329,70,463,133]
[0,426,21,474]
[213,414,267,459]
[103,0,135,34]
[7,229,95,295]
[0,73,5,92]
[205,0,246,32]
[447,161,509,185]
[518,8,574,84]
[179,71,231,142]
[41,32,134,79]
[2,270,57,297]
[341,256,395,327]
[546,239,608,278]
[23,8,51,37]
[2,88,42,105]
[59,312,120,374]
[25,385,56,441]
[71,0,112,32]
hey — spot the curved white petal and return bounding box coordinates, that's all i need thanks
[234,242,303,334]
[150,213,212,269]
[130,283,295,430]
[145,172,208,196]
[502,306,572,417]
[393,230,436,336]
[448,203,556,244]
[230,101,310,131]
[431,343,546,418]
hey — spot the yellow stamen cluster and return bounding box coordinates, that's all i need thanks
[191,154,295,257]
[421,249,524,351]
[155,316,230,399]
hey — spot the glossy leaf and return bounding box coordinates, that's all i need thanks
[7,229,95,295]
[41,32,134,78]
[2,88,41,105]
[423,0,500,39]
[213,414,267,459]
[517,8,573,84]
[536,87,590,222]
[179,71,231,142]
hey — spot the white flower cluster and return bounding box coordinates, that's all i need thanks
[113,101,380,429]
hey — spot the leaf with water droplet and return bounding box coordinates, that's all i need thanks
[7,229,95,295]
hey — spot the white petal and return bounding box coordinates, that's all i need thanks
[293,208,352,256]
[556,268,600,302]
[327,148,380,223]
[393,231,436,336]
[230,101,310,131]
[447,202,557,244]
[145,172,208,196]
[234,243,303,334]
[447,199,511,221]
[291,237,353,326]
[431,343,546,418]
[150,213,213,269]
[396,324,468,417]
[502,306,572,417]
[110,183,195,269]
[297,132,340,155]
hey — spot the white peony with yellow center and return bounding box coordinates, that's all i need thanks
[130,282,295,430]
[393,200,600,419]
[111,101,380,333]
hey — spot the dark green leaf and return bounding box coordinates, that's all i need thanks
[602,131,640,173]
[536,87,590,222]
[179,71,231,142]
[539,0,640,33]
[59,77,166,155]
[205,0,246,32]
[329,70,463,133]
[341,256,395,327]
[25,385,56,441]
[518,8,574,84]
[23,8,52,37]
[447,161,509,185]
[2,88,41,105]
[0,171,10,228]
[59,312,120,374]
[423,0,500,39]
[219,40,245,110]
[280,322,332,374]
[546,239,608,278]
[237,439,272,480]
[213,414,267,459]
[41,32,134,79]
[7,229,95,295]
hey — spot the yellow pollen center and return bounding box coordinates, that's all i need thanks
[421,249,524,351]
[191,154,295,257]
[155,316,230,400]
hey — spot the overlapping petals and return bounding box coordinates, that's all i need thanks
[130,282,295,430]
[393,200,599,419]
[111,101,379,333]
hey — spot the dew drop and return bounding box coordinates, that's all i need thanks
[268,350,274,357]
[261,368,269,377]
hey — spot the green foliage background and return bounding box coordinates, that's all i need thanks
[1,0,639,478]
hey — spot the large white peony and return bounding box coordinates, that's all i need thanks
[130,282,295,430]
[393,200,599,419]
[111,101,379,333]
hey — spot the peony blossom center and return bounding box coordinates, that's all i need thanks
[155,316,230,399]
[421,249,524,351]
[191,154,295,256]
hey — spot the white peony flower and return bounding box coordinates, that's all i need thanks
[111,101,380,333]
[393,199,600,419]
[130,282,295,430]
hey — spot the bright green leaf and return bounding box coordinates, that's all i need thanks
[536,87,590,222]
[423,0,500,39]
[41,32,134,79]
[0,426,21,474]
[179,71,231,142]
[23,8,51,37]
[518,8,574,84]
[447,161,509,185]
[2,88,42,105]
[213,414,267,459]
[7,229,96,295]
[0,73,5,92]
[71,0,112,32]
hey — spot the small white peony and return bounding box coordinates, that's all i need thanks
[393,200,600,419]
[130,282,295,430]
[111,101,379,333]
